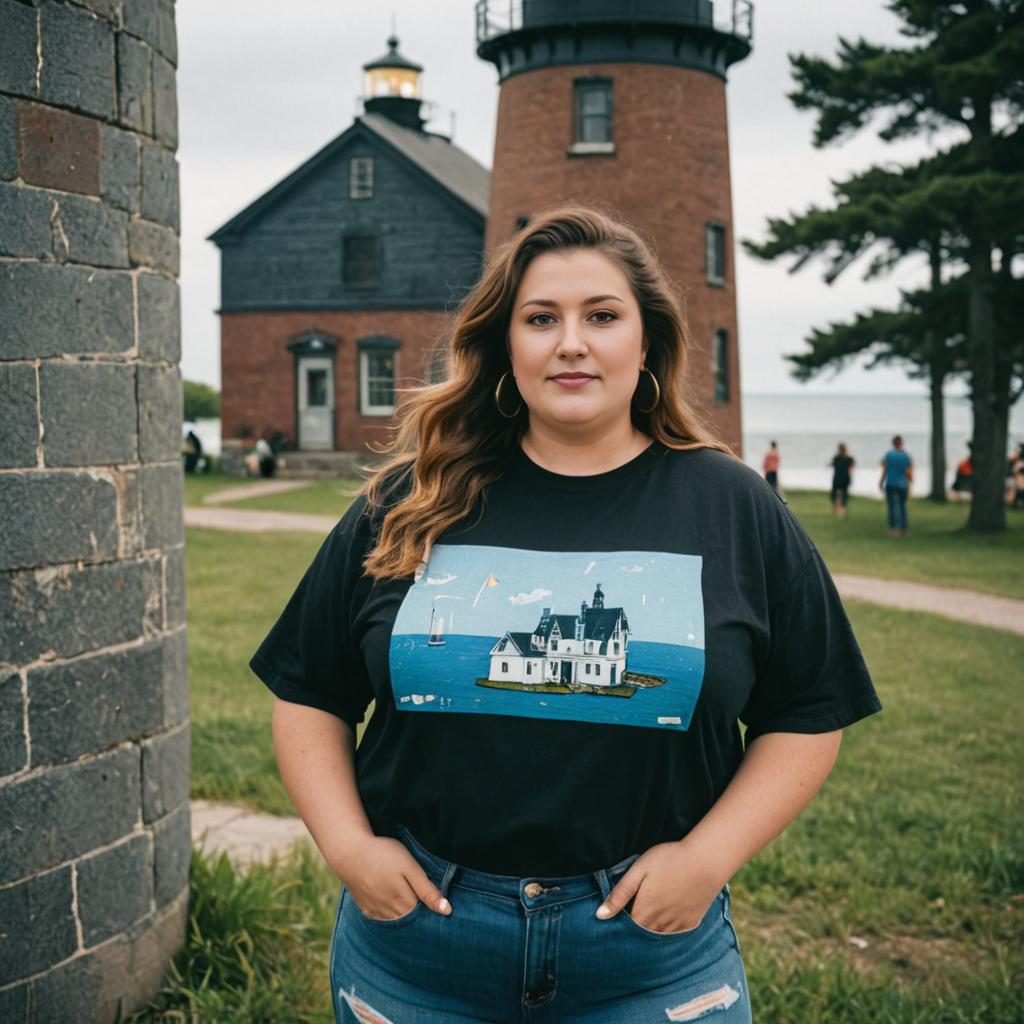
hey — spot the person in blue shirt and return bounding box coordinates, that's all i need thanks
[879,435,913,536]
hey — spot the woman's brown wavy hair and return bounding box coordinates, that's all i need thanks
[355,203,734,581]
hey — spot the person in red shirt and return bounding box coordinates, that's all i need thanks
[762,441,781,493]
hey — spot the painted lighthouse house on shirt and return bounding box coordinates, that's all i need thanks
[389,543,706,731]
[486,583,652,693]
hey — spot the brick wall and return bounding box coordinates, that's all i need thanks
[485,62,743,454]
[0,1,189,1020]
[220,308,451,452]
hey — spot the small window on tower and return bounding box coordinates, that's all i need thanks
[350,157,374,199]
[713,328,730,404]
[706,222,726,285]
[570,79,614,155]
[343,235,378,289]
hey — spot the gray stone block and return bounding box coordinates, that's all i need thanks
[28,643,166,768]
[32,889,187,1024]
[140,141,179,231]
[164,545,185,630]
[124,0,175,64]
[116,30,153,134]
[140,463,184,549]
[0,472,119,571]
[0,363,39,467]
[39,2,116,120]
[0,557,163,664]
[137,272,181,362]
[0,0,38,99]
[0,96,16,181]
[157,0,177,66]
[0,183,54,259]
[0,673,26,777]
[0,980,28,1024]
[162,628,189,727]
[141,724,189,822]
[0,263,134,359]
[51,192,130,268]
[77,833,153,946]
[0,867,77,986]
[0,745,140,886]
[152,801,190,907]
[100,123,141,213]
[128,217,179,274]
[69,0,121,20]
[152,52,177,148]
[138,364,181,461]
[39,361,138,466]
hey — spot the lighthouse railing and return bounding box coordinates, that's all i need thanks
[475,0,754,46]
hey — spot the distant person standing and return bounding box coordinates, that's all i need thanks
[879,435,913,537]
[829,443,855,518]
[950,443,973,502]
[762,440,781,493]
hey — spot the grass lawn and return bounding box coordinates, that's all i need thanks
[173,523,1024,1021]
[783,489,1024,601]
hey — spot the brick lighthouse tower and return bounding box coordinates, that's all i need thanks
[476,1,753,452]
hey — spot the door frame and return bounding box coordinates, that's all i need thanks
[287,331,338,451]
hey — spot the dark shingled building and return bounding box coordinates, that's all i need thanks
[209,35,488,467]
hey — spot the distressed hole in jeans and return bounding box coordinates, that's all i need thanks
[338,985,395,1024]
[664,983,741,1021]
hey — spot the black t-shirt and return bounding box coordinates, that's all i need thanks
[831,455,854,487]
[250,440,881,876]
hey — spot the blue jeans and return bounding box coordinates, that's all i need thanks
[885,485,908,531]
[329,823,751,1023]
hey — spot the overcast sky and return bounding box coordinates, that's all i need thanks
[176,0,959,396]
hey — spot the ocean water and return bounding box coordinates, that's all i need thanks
[389,632,706,731]
[742,393,1024,498]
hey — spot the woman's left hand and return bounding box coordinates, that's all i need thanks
[595,841,724,934]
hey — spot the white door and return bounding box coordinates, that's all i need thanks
[297,356,334,450]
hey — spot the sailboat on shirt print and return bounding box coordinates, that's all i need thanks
[388,544,705,731]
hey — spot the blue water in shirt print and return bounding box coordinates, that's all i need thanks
[388,543,705,731]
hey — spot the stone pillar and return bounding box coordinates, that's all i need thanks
[0,2,190,1021]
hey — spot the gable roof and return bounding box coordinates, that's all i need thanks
[208,114,489,244]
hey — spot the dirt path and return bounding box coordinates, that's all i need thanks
[201,480,313,505]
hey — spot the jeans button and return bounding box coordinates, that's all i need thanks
[524,882,543,898]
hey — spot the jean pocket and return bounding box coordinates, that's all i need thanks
[617,895,711,940]
[348,887,426,928]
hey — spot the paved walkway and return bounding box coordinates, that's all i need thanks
[191,799,318,867]
[834,574,1024,637]
[201,480,312,505]
[185,505,337,534]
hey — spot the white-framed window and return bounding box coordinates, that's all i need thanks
[350,157,374,199]
[713,328,730,404]
[575,78,613,143]
[501,661,508,672]
[359,345,396,415]
[706,222,726,285]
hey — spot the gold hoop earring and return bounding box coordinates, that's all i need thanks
[635,367,660,414]
[495,371,523,418]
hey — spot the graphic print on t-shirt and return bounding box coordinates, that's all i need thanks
[389,544,705,731]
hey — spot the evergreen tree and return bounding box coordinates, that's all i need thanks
[786,276,968,500]
[749,0,1024,530]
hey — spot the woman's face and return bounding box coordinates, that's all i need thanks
[507,248,647,434]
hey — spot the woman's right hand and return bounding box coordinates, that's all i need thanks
[334,834,452,920]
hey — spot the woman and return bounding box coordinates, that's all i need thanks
[250,207,881,1023]
[829,442,855,517]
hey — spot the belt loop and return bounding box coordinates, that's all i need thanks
[593,868,611,901]
[439,859,459,897]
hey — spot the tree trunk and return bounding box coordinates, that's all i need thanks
[929,359,947,502]
[926,243,947,503]
[966,235,1007,532]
